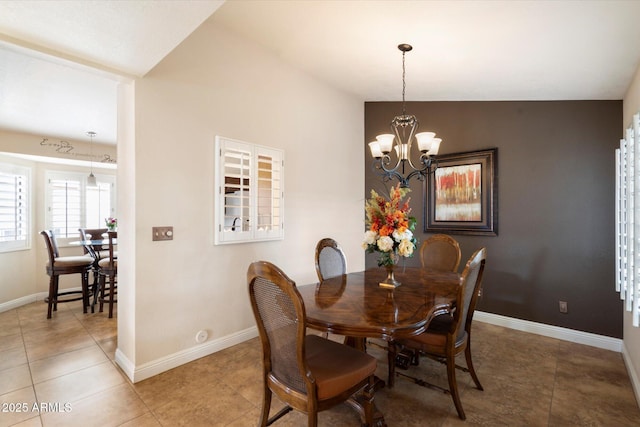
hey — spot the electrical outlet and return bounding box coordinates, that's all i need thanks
[559,300,568,314]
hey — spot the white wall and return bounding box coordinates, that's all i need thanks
[117,18,364,378]
[622,63,640,402]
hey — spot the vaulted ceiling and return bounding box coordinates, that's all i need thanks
[1,0,639,145]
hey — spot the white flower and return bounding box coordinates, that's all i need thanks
[363,230,377,245]
[398,238,415,257]
[393,228,413,242]
[377,235,394,252]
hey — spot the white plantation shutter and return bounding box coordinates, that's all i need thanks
[46,171,116,239]
[616,112,640,326]
[214,136,284,244]
[49,177,82,238]
[0,164,30,251]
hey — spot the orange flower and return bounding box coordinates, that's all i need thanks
[379,225,394,237]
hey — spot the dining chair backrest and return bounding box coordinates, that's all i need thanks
[79,227,108,249]
[420,234,462,272]
[248,261,309,395]
[105,231,117,269]
[41,229,60,261]
[315,238,347,281]
[454,247,486,342]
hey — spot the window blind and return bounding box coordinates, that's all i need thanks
[0,166,29,248]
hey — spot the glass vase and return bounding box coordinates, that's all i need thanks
[379,252,401,288]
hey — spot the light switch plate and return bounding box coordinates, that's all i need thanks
[152,226,173,241]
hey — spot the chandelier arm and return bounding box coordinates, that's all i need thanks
[377,154,402,174]
[410,153,437,172]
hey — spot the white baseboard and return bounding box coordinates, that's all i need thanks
[0,292,48,313]
[622,342,640,407]
[116,326,259,383]
[474,311,622,352]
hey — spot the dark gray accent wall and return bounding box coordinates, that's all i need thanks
[365,101,623,338]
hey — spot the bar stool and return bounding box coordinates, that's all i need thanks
[97,231,117,318]
[40,230,94,318]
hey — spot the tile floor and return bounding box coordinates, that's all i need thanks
[1,300,639,426]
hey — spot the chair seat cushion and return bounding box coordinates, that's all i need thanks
[305,335,376,400]
[398,314,467,355]
[98,258,118,268]
[96,250,115,260]
[50,256,94,268]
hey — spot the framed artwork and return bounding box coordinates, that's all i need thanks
[424,148,497,236]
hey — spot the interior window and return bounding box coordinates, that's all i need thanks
[214,136,284,244]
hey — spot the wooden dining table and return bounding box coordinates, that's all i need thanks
[298,267,461,344]
[297,267,461,427]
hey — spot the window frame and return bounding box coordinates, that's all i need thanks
[214,136,284,245]
[45,170,116,244]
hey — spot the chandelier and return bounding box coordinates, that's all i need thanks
[368,44,442,188]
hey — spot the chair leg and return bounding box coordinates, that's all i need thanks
[259,384,271,427]
[465,340,483,391]
[108,272,116,318]
[98,274,106,314]
[82,270,89,314]
[362,375,375,426]
[46,275,56,319]
[90,266,99,313]
[447,348,465,420]
[307,411,318,427]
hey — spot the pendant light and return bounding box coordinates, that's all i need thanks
[87,131,97,187]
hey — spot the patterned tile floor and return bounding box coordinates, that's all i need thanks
[1,300,639,426]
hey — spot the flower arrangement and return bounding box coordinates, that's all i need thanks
[105,217,117,231]
[363,184,417,267]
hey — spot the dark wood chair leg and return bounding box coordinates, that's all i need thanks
[82,270,89,314]
[447,347,465,420]
[465,340,483,390]
[98,274,106,314]
[108,272,116,318]
[47,275,56,319]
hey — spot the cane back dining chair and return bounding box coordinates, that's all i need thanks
[97,231,117,318]
[248,261,377,427]
[390,247,486,420]
[420,234,462,272]
[315,237,347,281]
[40,230,94,318]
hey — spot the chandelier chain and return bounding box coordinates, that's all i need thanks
[401,50,406,116]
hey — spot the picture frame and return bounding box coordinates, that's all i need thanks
[424,148,498,236]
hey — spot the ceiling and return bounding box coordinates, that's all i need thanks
[1,0,640,145]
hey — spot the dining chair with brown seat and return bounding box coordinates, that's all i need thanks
[420,234,462,272]
[40,230,95,319]
[389,247,486,420]
[97,231,117,318]
[248,260,378,427]
[315,237,347,281]
[391,233,462,369]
